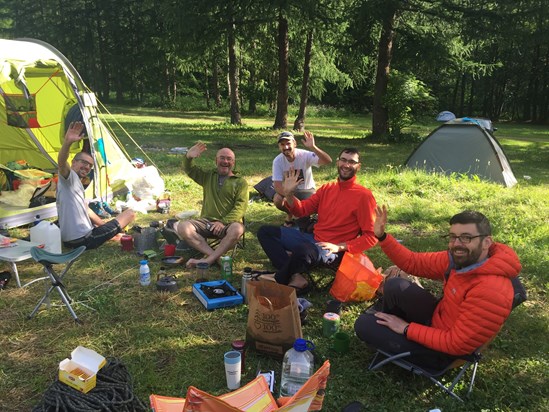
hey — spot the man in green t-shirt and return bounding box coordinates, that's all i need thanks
[166,142,248,268]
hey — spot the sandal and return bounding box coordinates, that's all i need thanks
[0,271,12,290]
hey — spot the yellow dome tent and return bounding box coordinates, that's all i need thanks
[0,38,137,228]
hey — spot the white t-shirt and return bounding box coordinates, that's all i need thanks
[272,148,319,190]
[56,169,93,241]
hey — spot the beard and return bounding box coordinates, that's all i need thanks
[450,243,484,269]
[337,165,356,181]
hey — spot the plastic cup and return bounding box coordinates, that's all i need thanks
[224,350,241,390]
[164,243,176,257]
[322,312,340,337]
[333,331,351,354]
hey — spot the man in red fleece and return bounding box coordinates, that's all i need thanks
[354,206,522,369]
[257,148,377,292]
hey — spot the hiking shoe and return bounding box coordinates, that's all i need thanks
[161,219,181,245]
[89,201,111,218]
[0,271,11,290]
[101,201,118,216]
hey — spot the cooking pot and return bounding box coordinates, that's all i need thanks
[156,272,179,292]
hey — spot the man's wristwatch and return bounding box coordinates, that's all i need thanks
[375,232,387,241]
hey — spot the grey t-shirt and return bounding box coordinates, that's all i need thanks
[56,169,93,242]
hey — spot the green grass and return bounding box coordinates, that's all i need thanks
[1,107,548,411]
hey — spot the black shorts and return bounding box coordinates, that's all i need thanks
[64,219,121,250]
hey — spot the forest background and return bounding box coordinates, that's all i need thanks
[1,1,548,410]
[1,0,547,137]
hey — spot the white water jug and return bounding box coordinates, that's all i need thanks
[30,221,62,254]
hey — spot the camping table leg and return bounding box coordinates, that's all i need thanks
[8,261,21,288]
[0,239,44,288]
[3,261,46,288]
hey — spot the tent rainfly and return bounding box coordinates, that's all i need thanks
[405,121,517,187]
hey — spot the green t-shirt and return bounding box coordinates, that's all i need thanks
[183,156,248,223]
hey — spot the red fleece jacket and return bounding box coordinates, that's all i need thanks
[285,175,377,253]
[379,234,522,355]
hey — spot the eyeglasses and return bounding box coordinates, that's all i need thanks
[75,158,94,169]
[337,157,359,166]
[443,234,487,244]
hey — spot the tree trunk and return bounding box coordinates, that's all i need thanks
[93,4,110,101]
[204,64,210,109]
[248,41,257,114]
[212,60,221,107]
[273,12,289,130]
[248,65,257,114]
[458,73,466,117]
[227,21,241,125]
[294,30,313,132]
[467,76,474,115]
[372,8,397,139]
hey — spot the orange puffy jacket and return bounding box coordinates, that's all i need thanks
[380,235,522,356]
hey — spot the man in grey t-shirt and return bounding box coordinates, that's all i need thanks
[56,121,135,250]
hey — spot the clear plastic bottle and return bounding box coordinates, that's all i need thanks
[139,260,151,286]
[279,338,315,397]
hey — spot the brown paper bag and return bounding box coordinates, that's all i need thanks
[245,280,303,359]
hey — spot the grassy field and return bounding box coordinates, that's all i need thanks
[1,107,548,411]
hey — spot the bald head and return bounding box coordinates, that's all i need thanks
[216,148,236,176]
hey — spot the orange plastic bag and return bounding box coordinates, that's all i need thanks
[330,252,383,302]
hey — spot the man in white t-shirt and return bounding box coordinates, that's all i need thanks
[272,131,332,227]
[57,121,135,250]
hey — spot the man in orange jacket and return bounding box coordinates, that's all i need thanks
[354,206,522,369]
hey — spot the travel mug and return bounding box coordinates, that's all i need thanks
[224,350,242,390]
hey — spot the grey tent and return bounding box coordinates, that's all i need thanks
[405,122,517,187]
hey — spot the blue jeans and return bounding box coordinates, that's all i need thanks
[257,225,341,284]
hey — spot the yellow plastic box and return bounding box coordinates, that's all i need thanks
[59,346,106,393]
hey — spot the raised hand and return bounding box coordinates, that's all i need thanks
[282,169,303,197]
[64,122,85,145]
[187,141,207,159]
[301,130,315,149]
[374,205,388,238]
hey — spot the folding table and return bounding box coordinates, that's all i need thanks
[0,238,42,287]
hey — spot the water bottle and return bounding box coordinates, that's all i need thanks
[30,220,62,254]
[279,338,315,397]
[139,260,151,286]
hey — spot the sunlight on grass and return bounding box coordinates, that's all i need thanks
[1,107,547,411]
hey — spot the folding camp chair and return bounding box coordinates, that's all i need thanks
[367,276,527,401]
[368,347,483,402]
[149,360,330,412]
[28,246,87,323]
